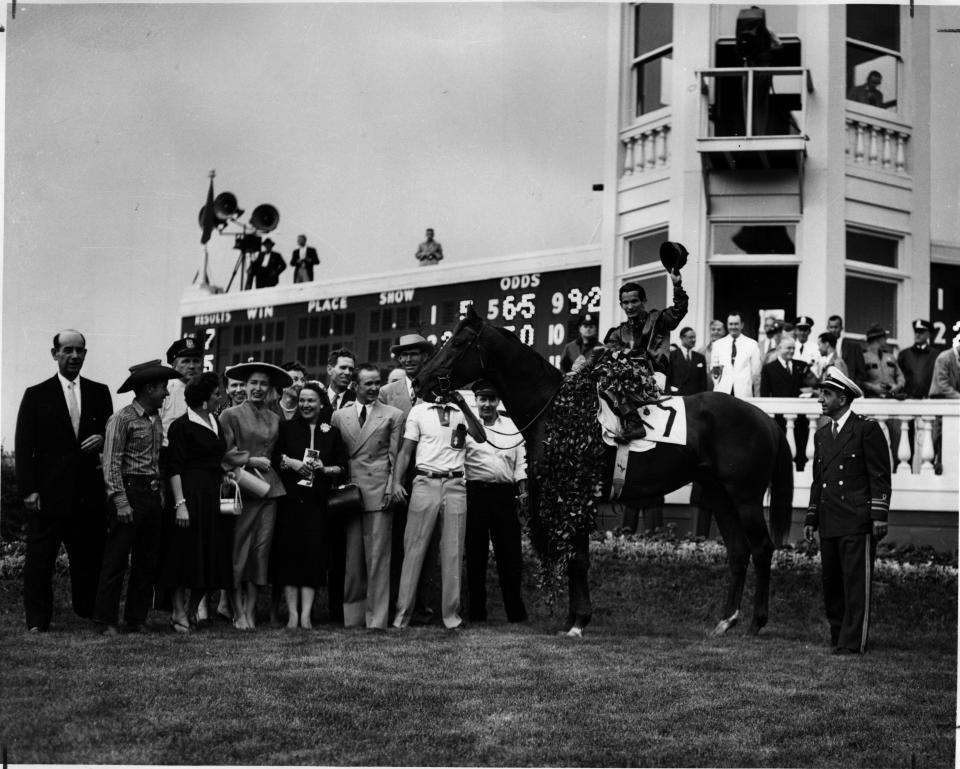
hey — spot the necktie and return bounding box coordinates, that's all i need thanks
[332,393,340,410]
[66,381,80,438]
[731,338,737,364]
[359,405,367,427]
[831,420,838,440]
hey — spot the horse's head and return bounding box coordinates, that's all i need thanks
[416,304,487,401]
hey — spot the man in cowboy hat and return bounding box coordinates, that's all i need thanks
[94,360,181,634]
[15,329,114,632]
[560,312,600,374]
[602,242,689,440]
[862,324,904,400]
[378,332,437,620]
[245,237,286,289]
[804,367,891,656]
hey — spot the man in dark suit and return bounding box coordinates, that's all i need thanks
[826,315,866,391]
[15,329,114,631]
[760,335,813,469]
[245,238,286,289]
[667,327,708,396]
[804,367,891,656]
[290,234,320,283]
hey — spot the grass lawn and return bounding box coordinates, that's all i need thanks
[0,538,955,767]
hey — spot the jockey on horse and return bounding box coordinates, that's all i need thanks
[593,242,690,441]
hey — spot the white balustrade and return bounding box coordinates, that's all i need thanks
[620,118,671,178]
[844,116,910,175]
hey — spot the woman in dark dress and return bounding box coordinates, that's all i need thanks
[271,382,346,629]
[160,373,247,632]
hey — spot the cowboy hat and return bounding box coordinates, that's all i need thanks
[117,360,181,393]
[390,333,433,356]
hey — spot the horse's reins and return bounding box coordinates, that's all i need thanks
[437,323,565,450]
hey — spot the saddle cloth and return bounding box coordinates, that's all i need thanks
[597,393,687,452]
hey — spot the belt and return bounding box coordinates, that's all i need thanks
[415,469,464,479]
[466,480,514,487]
[123,475,161,491]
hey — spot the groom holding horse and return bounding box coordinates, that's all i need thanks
[601,242,689,440]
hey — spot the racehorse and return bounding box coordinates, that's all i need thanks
[416,306,794,637]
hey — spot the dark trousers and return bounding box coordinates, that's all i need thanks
[23,506,106,630]
[774,414,809,471]
[327,513,346,622]
[820,532,877,654]
[93,482,163,627]
[465,481,527,622]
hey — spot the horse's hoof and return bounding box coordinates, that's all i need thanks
[712,610,740,636]
[748,617,767,636]
[566,626,583,638]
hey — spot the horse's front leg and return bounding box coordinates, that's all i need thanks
[711,510,749,635]
[564,533,592,637]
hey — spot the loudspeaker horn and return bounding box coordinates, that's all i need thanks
[249,204,280,233]
[214,192,242,221]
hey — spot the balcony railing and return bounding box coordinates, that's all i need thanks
[845,109,911,175]
[619,114,671,179]
[664,398,959,514]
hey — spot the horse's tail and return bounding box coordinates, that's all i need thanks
[768,427,794,547]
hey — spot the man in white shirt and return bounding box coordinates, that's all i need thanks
[793,316,818,366]
[326,348,356,411]
[159,336,203,445]
[710,312,761,398]
[464,380,528,623]
[391,397,470,629]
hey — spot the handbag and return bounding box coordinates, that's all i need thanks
[235,466,270,498]
[219,478,242,516]
[327,483,363,517]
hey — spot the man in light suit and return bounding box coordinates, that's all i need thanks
[378,333,437,621]
[15,329,114,631]
[332,364,404,629]
[710,311,761,398]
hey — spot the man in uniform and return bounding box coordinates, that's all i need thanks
[560,312,600,374]
[898,319,937,399]
[804,367,890,655]
[793,316,818,367]
[464,380,528,623]
[603,245,688,439]
[15,329,114,631]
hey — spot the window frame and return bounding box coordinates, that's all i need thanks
[844,5,904,115]
[627,3,674,123]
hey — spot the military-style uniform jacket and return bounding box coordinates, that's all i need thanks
[603,284,688,375]
[805,412,891,538]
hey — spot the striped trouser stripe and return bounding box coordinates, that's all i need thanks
[859,532,872,654]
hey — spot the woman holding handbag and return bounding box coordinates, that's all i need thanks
[271,381,346,629]
[159,373,248,632]
[219,362,291,630]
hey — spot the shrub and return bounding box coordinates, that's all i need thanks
[1,449,25,542]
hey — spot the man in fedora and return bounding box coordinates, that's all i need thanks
[94,360,181,634]
[804,367,890,655]
[245,238,286,289]
[379,332,438,620]
[15,329,114,632]
[862,324,904,400]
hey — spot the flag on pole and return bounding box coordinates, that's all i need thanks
[200,174,216,244]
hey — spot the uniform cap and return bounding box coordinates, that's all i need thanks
[794,316,814,329]
[821,366,863,400]
[578,312,598,327]
[471,378,499,397]
[166,335,201,364]
[912,318,933,333]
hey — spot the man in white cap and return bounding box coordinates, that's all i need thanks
[793,316,818,367]
[804,366,891,656]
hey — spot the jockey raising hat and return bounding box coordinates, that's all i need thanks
[821,366,863,400]
[794,316,814,329]
[912,318,933,333]
[390,333,433,356]
[658,241,689,274]
[865,323,889,340]
[117,360,181,393]
[471,378,499,397]
[166,335,201,364]
[225,361,293,389]
[578,312,598,327]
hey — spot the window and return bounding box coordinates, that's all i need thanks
[713,224,796,255]
[631,4,673,119]
[844,276,897,337]
[846,230,898,269]
[627,227,669,268]
[846,5,900,111]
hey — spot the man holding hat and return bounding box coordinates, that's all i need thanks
[898,319,937,399]
[245,238,286,289]
[793,316,818,367]
[15,329,114,632]
[804,366,891,656]
[94,360,181,634]
[862,324,905,399]
[560,313,600,374]
[463,379,528,623]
